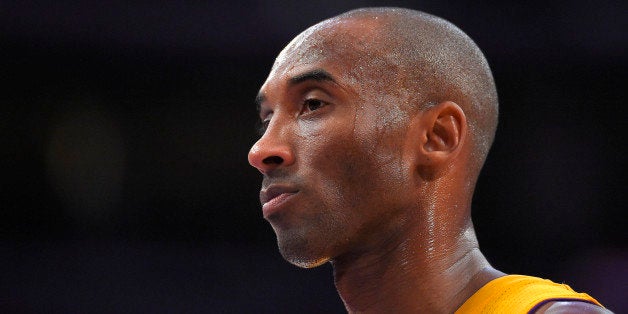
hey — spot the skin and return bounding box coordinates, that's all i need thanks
[248,8,610,314]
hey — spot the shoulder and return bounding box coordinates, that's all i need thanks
[534,301,613,314]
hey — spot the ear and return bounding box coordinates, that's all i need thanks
[417,101,467,168]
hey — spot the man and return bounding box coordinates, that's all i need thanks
[248,7,609,313]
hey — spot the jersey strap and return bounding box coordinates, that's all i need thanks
[455,274,603,313]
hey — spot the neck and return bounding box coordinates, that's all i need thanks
[330,217,503,313]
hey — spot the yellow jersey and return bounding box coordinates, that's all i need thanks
[455,274,603,313]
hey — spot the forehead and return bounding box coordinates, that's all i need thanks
[264,17,385,85]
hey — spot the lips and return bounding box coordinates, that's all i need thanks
[259,185,298,215]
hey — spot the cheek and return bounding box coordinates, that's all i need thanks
[295,105,412,206]
[307,132,400,209]
[296,121,368,203]
[353,101,412,181]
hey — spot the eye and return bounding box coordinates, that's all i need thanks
[256,111,272,136]
[303,98,327,113]
[257,119,270,135]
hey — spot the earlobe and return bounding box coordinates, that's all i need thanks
[419,101,466,165]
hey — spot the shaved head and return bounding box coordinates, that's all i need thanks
[274,7,498,175]
[254,6,501,267]
[249,9,607,313]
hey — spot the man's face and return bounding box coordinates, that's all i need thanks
[248,19,420,268]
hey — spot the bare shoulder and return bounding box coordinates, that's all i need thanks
[534,301,613,314]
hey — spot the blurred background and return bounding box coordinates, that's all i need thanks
[1,1,626,313]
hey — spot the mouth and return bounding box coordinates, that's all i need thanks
[260,185,299,216]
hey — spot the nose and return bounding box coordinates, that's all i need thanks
[248,127,295,174]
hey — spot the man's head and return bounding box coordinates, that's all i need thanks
[248,7,498,268]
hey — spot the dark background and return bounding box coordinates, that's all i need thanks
[2,1,626,313]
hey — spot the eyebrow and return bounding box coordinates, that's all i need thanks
[289,69,336,85]
[255,93,265,113]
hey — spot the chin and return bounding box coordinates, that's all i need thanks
[276,232,332,268]
[284,254,330,269]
